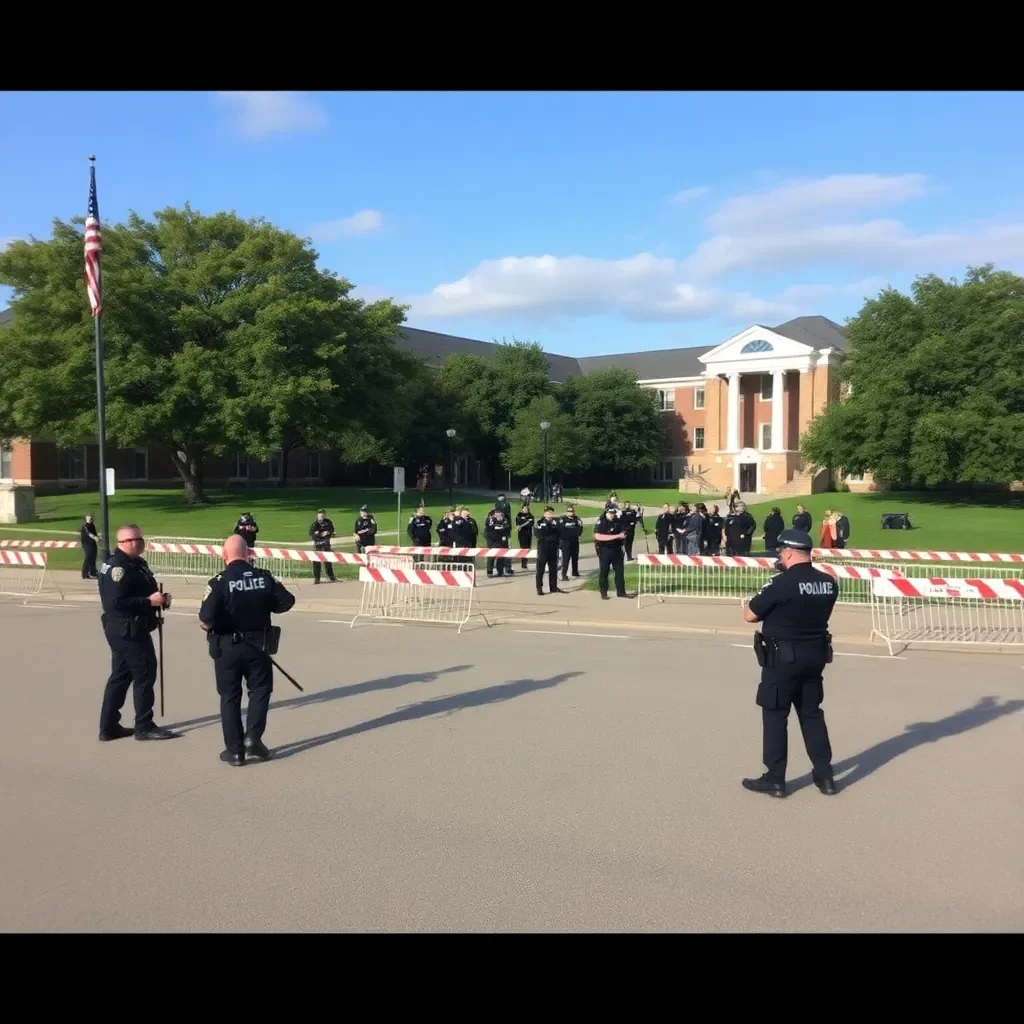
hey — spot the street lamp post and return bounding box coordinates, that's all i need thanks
[446,428,456,504]
[540,420,551,503]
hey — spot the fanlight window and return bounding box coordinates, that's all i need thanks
[740,339,773,354]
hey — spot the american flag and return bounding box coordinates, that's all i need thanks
[84,163,102,317]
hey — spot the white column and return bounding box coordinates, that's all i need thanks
[771,369,785,451]
[726,372,740,451]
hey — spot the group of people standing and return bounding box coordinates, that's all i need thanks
[653,501,757,556]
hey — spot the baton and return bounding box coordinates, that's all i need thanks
[238,637,304,692]
[157,582,165,716]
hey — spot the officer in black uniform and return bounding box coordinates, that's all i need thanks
[557,505,584,580]
[741,529,840,798]
[619,502,639,561]
[310,509,337,584]
[81,513,99,578]
[407,504,433,546]
[533,507,561,595]
[654,503,674,554]
[198,534,297,765]
[484,507,512,577]
[353,505,377,554]
[233,511,259,549]
[437,508,457,546]
[593,508,628,599]
[97,523,179,742]
[515,502,534,570]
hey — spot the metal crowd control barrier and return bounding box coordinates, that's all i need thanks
[350,553,489,633]
[0,550,64,603]
[869,575,1024,655]
[364,546,536,585]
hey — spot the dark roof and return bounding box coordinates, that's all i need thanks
[396,326,582,382]
[576,345,711,380]
[769,315,847,351]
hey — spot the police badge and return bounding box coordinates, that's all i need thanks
[111,566,124,583]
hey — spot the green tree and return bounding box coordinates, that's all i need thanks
[0,205,409,502]
[801,265,1024,486]
[559,367,669,473]
[501,394,588,477]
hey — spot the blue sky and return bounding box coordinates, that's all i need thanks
[2,90,1024,356]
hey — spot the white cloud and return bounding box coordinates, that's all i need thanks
[672,186,710,204]
[308,210,384,242]
[215,91,328,140]
[402,172,1024,325]
[707,173,929,233]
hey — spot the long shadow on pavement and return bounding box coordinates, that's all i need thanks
[787,695,1024,794]
[163,664,474,734]
[269,670,583,761]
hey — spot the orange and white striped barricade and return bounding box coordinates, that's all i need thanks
[365,545,535,584]
[634,553,905,609]
[145,538,367,581]
[351,564,489,634]
[0,550,63,603]
[869,575,1024,656]
[0,539,78,548]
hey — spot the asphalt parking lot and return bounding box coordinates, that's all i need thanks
[0,598,1021,932]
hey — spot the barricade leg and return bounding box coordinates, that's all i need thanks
[0,552,63,604]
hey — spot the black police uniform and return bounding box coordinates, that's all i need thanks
[484,514,512,576]
[199,559,296,764]
[594,513,627,598]
[437,514,456,547]
[557,512,584,579]
[654,509,674,554]
[81,518,99,578]
[234,514,259,549]
[516,507,534,569]
[97,547,176,741]
[452,513,478,567]
[619,506,638,560]
[533,514,561,595]
[310,515,337,583]
[743,530,839,797]
[353,512,377,556]
[407,511,433,547]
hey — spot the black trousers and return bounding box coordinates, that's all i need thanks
[487,556,509,575]
[657,536,671,554]
[82,541,98,578]
[518,530,532,568]
[597,546,626,596]
[312,546,336,582]
[559,539,579,577]
[213,641,275,755]
[624,529,636,559]
[535,544,558,592]
[100,626,157,732]
[756,648,833,784]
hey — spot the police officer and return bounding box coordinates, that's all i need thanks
[437,507,457,547]
[484,507,512,577]
[352,505,377,554]
[619,502,639,561]
[741,529,840,798]
[407,504,433,546]
[534,506,561,595]
[515,502,534,570]
[234,511,259,549]
[198,534,296,766]
[81,513,99,579]
[654,503,674,554]
[310,509,337,584]
[557,505,584,580]
[593,507,628,599]
[97,523,179,742]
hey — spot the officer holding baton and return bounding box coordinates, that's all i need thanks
[740,529,840,798]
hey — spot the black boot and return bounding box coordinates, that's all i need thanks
[742,774,786,798]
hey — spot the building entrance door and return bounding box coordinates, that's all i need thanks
[739,463,757,492]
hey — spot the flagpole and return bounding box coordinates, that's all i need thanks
[87,154,111,560]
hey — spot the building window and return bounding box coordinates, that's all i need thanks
[0,441,12,480]
[227,450,249,479]
[117,447,148,480]
[845,472,865,482]
[652,460,675,482]
[760,423,772,450]
[58,446,86,480]
[268,449,283,479]
[694,387,705,409]
[759,374,773,402]
[693,427,705,450]
[305,451,321,479]
[656,389,675,411]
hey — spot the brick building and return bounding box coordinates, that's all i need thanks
[0,309,869,498]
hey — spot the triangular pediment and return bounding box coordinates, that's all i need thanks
[699,325,815,367]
